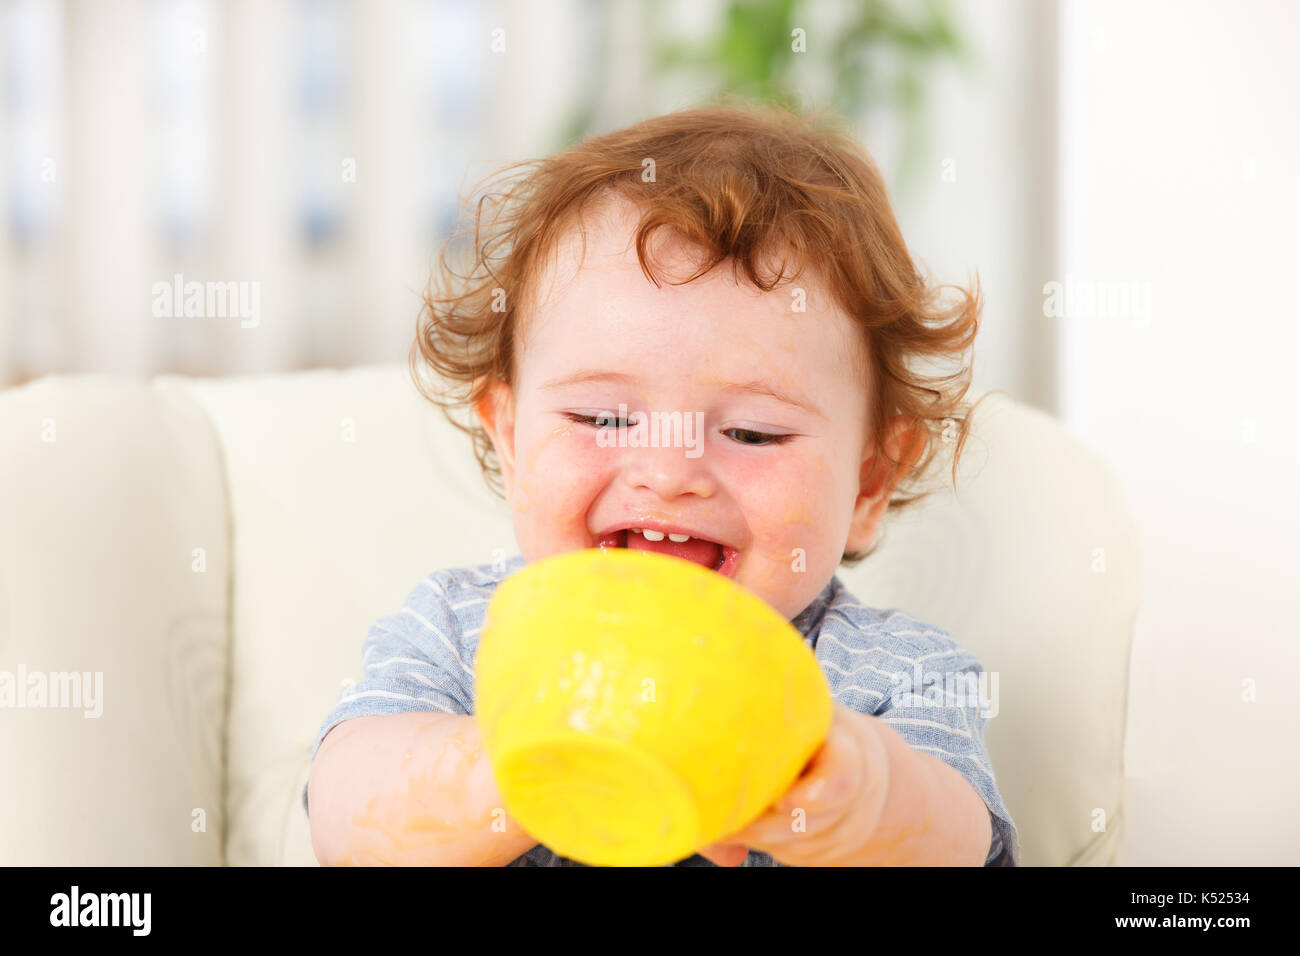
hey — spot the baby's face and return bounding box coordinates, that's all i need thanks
[477,199,895,621]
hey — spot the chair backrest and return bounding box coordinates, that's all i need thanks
[840,391,1141,865]
[0,374,230,865]
[0,365,1139,865]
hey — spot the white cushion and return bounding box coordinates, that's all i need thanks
[178,366,517,864]
[0,377,229,864]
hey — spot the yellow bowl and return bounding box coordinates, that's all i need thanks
[474,547,832,866]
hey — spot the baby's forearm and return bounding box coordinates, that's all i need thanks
[846,715,993,865]
[308,712,537,866]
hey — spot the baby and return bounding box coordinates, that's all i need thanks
[305,103,1019,866]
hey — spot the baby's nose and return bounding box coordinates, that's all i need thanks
[619,440,716,500]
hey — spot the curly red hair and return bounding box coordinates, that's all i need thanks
[411,101,985,565]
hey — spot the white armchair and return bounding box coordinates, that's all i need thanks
[0,365,1140,866]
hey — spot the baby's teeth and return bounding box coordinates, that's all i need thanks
[641,529,665,542]
[668,533,690,543]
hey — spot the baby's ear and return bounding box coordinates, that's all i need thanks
[473,377,517,491]
[845,416,923,553]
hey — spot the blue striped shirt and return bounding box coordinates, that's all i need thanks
[306,553,1019,866]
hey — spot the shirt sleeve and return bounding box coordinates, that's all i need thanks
[302,572,477,819]
[870,640,1020,867]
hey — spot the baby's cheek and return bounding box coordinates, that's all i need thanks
[513,426,609,553]
[737,453,842,611]
[751,453,837,551]
[514,423,575,487]
[785,453,843,540]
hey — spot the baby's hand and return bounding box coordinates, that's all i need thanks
[697,703,887,867]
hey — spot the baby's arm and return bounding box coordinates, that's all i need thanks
[308,711,537,866]
[704,702,992,865]
[852,711,994,865]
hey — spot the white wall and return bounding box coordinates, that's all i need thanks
[1059,0,1300,864]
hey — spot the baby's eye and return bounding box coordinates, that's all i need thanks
[723,427,793,446]
[565,412,637,429]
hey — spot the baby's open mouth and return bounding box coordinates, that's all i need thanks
[595,528,740,578]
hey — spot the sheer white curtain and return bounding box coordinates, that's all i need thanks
[0,0,598,387]
[2,0,1053,411]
